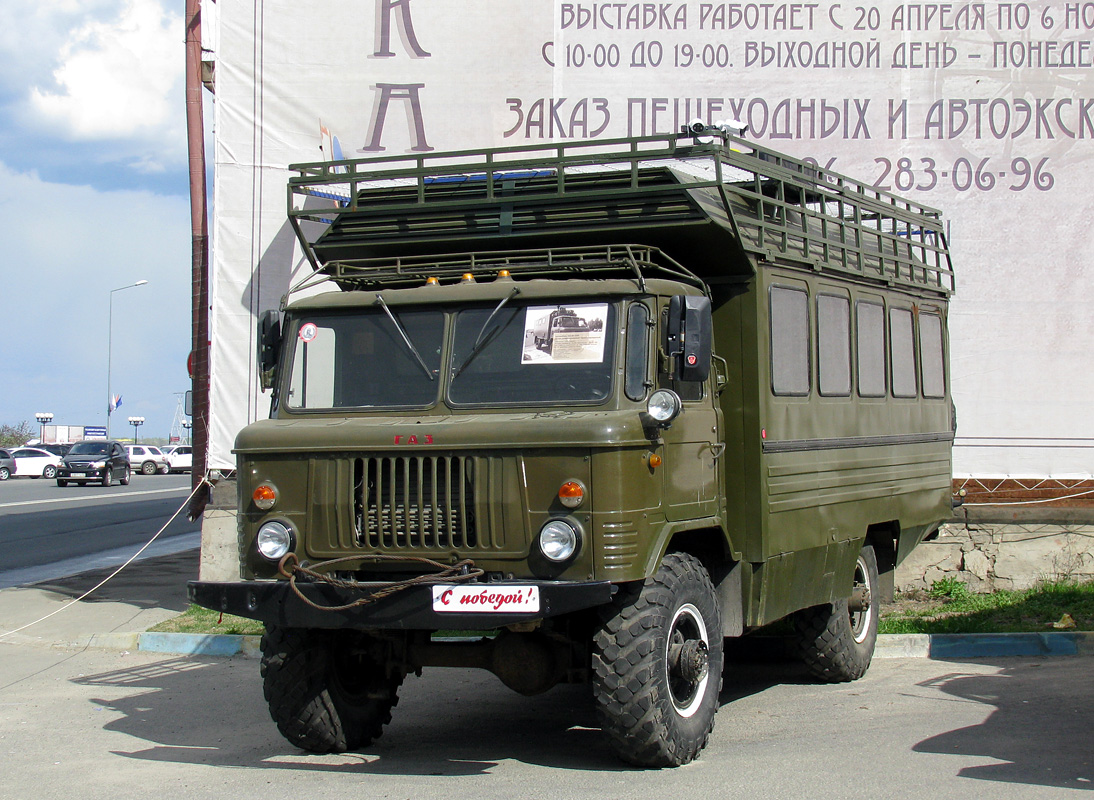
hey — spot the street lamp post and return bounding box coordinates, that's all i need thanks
[181,418,192,445]
[107,280,148,438]
[128,416,145,444]
[35,412,53,443]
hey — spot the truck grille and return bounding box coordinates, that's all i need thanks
[354,455,476,549]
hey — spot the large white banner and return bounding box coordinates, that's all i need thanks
[209,0,1094,478]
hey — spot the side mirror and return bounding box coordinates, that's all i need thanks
[666,295,712,382]
[258,310,282,391]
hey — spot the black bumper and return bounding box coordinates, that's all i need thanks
[188,578,615,631]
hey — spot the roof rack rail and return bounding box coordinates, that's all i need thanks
[286,244,704,297]
[287,130,953,296]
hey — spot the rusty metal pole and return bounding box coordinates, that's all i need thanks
[185,0,211,518]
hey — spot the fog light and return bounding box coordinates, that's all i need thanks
[256,521,294,561]
[645,389,683,425]
[539,519,579,562]
[253,483,277,510]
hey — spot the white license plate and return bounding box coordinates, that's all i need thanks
[431,584,540,613]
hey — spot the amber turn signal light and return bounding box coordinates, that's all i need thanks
[558,480,585,509]
[253,484,277,510]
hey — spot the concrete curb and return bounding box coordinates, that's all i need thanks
[63,631,1094,660]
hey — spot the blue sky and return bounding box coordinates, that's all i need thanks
[0,0,195,443]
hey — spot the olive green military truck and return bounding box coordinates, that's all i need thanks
[189,127,955,767]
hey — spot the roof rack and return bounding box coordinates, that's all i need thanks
[287,131,953,296]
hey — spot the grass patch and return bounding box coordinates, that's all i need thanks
[880,579,1094,635]
[147,605,264,636]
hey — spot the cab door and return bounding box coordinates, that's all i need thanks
[658,296,721,521]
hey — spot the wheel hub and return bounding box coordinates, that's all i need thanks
[849,585,872,613]
[670,638,709,685]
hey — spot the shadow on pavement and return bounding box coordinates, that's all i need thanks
[914,659,1093,790]
[30,549,198,612]
[72,656,630,773]
[67,636,819,775]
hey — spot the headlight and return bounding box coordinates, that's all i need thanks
[538,519,580,562]
[256,521,294,561]
[644,389,683,426]
[91,460,106,469]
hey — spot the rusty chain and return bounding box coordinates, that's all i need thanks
[277,552,484,612]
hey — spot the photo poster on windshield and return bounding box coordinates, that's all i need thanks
[522,304,609,364]
[209,0,1094,477]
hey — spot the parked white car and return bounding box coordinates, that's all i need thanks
[164,445,192,473]
[10,447,63,478]
[125,445,171,475]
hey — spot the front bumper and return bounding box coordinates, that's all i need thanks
[188,578,615,631]
[57,466,106,479]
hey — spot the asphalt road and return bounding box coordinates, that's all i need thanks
[0,474,201,588]
[0,643,1089,799]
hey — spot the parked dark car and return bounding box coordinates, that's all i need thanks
[0,448,15,480]
[56,440,131,487]
[34,443,72,457]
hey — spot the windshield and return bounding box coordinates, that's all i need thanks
[449,301,615,406]
[285,308,444,410]
[69,442,108,456]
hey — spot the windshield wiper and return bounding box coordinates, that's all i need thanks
[375,295,435,381]
[452,287,521,378]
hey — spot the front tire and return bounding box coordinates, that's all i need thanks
[793,544,879,683]
[120,466,131,486]
[0,467,8,480]
[260,627,403,753]
[101,469,112,487]
[56,478,67,487]
[592,552,723,768]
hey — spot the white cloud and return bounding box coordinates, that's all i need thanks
[29,0,183,143]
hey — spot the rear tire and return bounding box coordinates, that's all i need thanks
[43,465,57,479]
[0,467,8,480]
[261,627,403,753]
[141,461,156,475]
[592,552,723,768]
[793,544,879,683]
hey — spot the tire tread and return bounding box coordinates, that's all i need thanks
[592,552,721,768]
